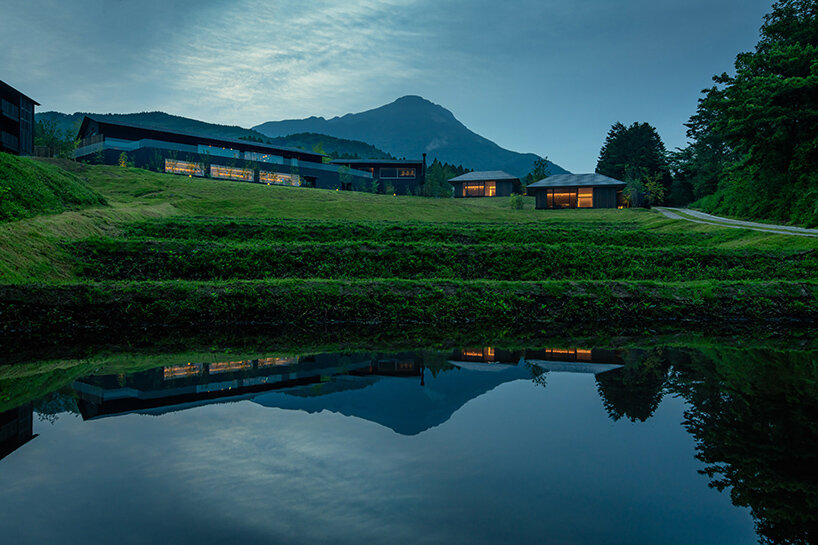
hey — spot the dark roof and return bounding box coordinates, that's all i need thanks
[0,79,40,105]
[330,159,423,165]
[448,170,519,183]
[526,173,626,189]
[77,116,323,161]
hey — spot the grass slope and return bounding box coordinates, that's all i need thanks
[0,153,106,222]
[0,158,816,338]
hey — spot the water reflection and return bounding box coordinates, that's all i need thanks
[0,342,816,544]
[70,347,624,435]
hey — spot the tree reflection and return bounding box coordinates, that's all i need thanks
[670,348,818,545]
[595,349,669,422]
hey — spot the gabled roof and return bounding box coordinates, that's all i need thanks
[76,116,324,161]
[527,173,626,189]
[448,170,519,183]
[0,79,40,105]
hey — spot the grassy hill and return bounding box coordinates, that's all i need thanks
[0,153,106,222]
[0,158,816,340]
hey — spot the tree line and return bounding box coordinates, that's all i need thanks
[586,0,817,225]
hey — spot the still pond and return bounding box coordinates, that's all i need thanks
[1,342,815,544]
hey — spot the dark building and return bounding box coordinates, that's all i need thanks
[0,404,36,461]
[329,158,426,195]
[73,116,372,190]
[448,170,521,198]
[526,173,626,209]
[0,79,38,156]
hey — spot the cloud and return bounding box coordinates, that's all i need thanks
[144,0,431,124]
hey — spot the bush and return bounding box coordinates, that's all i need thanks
[509,194,525,209]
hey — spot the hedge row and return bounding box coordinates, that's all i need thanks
[72,239,818,281]
[1,280,816,337]
[121,218,723,248]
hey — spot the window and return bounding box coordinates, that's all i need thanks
[545,188,579,208]
[259,170,302,186]
[398,168,416,178]
[486,181,497,197]
[245,151,284,164]
[198,144,240,159]
[464,182,486,197]
[210,165,254,181]
[578,187,593,208]
[165,159,205,177]
[380,167,398,178]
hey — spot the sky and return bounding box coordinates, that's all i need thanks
[1,0,773,172]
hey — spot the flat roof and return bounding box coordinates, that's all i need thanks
[330,159,423,165]
[77,116,324,161]
[448,170,519,183]
[526,173,626,189]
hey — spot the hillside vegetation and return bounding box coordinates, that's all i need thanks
[0,157,816,340]
[0,153,106,222]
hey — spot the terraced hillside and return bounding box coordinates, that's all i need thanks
[0,157,816,340]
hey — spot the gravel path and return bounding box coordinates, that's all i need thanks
[656,207,818,238]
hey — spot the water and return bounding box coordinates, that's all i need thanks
[1,343,816,544]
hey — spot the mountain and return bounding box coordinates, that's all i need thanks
[253,96,568,177]
[34,112,392,159]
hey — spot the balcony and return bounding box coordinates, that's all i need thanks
[1,99,19,121]
[1,131,19,152]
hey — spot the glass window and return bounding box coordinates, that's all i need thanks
[464,182,485,197]
[578,187,593,208]
[210,165,254,181]
[552,190,573,208]
[486,181,497,197]
[260,171,302,187]
[165,159,205,177]
[380,167,399,178]
[398,168,416,178]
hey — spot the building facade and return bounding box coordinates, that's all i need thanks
[526,173,626,209]
[329,157,426,195]
[448,170,521,198]
[73,117,372,190]
[0,80,38,156]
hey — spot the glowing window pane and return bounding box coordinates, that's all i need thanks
[210,165,254,181]
[165,159,205,177]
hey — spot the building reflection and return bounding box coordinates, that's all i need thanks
[0,404,36,461]
[70,346,625,433]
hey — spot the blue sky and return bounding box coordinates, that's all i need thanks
[1,0,772,172]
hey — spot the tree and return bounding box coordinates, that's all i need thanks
[680,0,818,226]
[422,158,465,198]
[596,121,672,203]
[34,119,76,158]
[523,156,551,188]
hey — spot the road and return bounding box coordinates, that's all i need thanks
[656,207,818,237]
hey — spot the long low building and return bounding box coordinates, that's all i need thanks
[448,170,521,198]
[526,173,626,209]
[73,116,373,190]
[329,158,426,195]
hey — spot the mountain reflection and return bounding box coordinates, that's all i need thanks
[2,342,816,544]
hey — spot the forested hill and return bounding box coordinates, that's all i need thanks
[253,96,568,178]
[34,112,392,159]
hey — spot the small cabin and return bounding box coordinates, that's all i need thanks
[448,171,521,198]
[526,173,626,209]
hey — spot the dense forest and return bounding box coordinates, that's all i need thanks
[593,0,817,225]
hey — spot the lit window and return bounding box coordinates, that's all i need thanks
[259,171,302,186]
[578,187,593,208]
[165,159,205,177]
[210,165,254,181]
